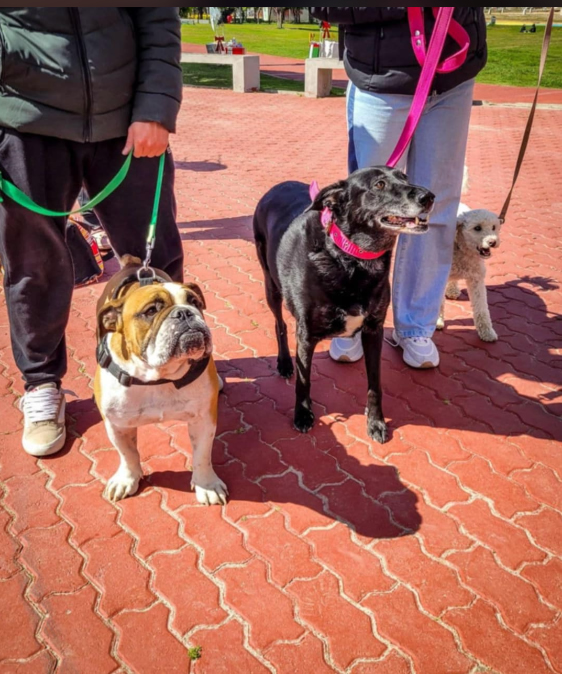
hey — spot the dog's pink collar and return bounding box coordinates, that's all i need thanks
[310,181,387,261]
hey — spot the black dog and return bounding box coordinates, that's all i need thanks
[253,167,434,443]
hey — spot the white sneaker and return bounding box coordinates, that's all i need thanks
[392,330,439,369]
[19,383,66,457]
[329,333,364,363]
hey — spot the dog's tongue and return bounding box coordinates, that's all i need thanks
[405,221,418,229]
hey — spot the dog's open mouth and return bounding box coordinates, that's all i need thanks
[478,247,492,259]
[381,215,429,233]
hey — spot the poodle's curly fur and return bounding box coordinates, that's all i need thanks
[437,205,502,342]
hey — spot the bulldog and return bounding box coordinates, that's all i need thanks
[94,256,228,505]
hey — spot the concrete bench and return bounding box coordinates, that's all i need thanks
[181,53,260,93]
[305,57,345,98]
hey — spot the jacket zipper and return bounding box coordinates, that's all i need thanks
[0,25,6,84]
[69,8,93,142]
[375,26,384,74]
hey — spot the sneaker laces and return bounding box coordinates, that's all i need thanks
[19,387,62,424]
[385,334,432,348]
[408,337,430,345]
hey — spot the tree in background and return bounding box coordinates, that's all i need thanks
[272,7,286,29]
[271,7,301,28]
[179,7,206,20]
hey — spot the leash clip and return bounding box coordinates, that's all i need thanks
[137,265,157,287]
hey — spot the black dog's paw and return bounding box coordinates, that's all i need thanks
[277,358,294,379]
[294,407,315,434]
[367,418,388,444]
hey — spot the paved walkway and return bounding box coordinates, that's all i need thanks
[1,86,561,674]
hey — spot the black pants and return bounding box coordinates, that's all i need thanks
[0,128,184,388]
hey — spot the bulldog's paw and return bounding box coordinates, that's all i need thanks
[367,418,388,444]
[436,315,445,331]
[193,473,228,506]
[105,468,142,502]
[477,325,498,342]
[277,357,294,379]
[294,406,315,434]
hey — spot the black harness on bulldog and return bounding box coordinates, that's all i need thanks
[96,267,210,389]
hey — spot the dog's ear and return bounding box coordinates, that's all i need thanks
[184,283,206,312]
[456,212,468,229]
[307,180,347,212]
[117,254,142,269]
[97,299,125,340]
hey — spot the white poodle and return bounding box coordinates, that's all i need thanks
[437,205,502,342]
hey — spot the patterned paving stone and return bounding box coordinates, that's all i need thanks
[0,82,561,673]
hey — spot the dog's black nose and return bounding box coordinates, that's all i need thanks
[417,190,435,209]
[489,240,497,248]
[170,307,194,322]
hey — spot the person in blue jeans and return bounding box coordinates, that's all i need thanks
[310,7,487,368]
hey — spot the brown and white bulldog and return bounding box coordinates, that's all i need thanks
[94,256,227,505]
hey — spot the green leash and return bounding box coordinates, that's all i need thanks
[144,150,167,270]
[0,151,133,216]
[0,150,167,269]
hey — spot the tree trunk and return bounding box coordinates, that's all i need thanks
[276,8,285,29]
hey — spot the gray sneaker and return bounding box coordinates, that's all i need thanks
[329,333,364,363]
[19,383,66,457]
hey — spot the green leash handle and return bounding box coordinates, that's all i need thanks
[0,151,134,216]
[0,148,167,271]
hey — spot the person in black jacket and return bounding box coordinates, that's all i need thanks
[0,8,184,457]
[310,7,487,370]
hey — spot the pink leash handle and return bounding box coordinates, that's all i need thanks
[409,7,469,75]
[387,6,456,168]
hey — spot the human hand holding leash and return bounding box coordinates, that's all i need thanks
[122,121,169,158]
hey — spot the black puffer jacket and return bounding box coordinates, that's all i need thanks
[310,7,487,95]
[0,8,182,142]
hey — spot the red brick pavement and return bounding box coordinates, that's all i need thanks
[0,86,561,673]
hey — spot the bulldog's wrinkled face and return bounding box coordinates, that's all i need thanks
[98,282,211,369]
[458,209,502,259]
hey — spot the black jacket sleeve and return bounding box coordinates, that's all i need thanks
[309,7,406,25]
[128,8,183,133]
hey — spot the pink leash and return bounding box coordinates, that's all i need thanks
[311,8,470,259]
[387,7,469,168]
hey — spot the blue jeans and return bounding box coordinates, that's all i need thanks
[347,79,475,338]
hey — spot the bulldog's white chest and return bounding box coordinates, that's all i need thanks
[98,367,211,428]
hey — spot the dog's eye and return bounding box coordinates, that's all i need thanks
[375,181,386,190]
[474,225,482,232]
[144,305,159,318]
[492,225,496,231]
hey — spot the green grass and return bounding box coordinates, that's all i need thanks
[182,22,562,89]
[481,24,562,88]
[181,63,345,96]
[182,22,325,59]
